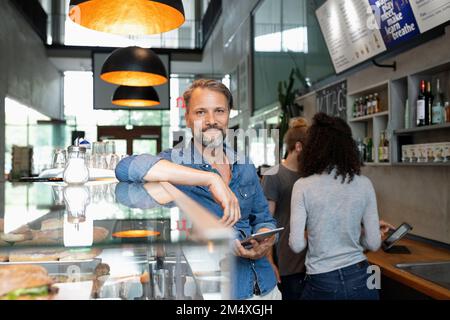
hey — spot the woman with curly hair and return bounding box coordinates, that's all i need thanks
[289,112,381,300]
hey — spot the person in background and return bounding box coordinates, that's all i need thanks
[261,118,309,300]
[115,79,280,300]
[257,164,271,181]
[290,112,390,300]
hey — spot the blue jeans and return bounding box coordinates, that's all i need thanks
[301,260,379,300]
[279,273,306,300]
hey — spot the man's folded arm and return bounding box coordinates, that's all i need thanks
[115,154,163,182]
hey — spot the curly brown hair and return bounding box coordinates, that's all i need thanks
[298,112,361,183]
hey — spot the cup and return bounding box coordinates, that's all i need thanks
[105,141,116,155]
[52,148,67,169]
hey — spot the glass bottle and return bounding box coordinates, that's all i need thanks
[404,99,410,129]
[445,102,450,123]
[367,94,373,115]
[374,93,381,113]
[417,80,426,126]
[363,96,369,116]
[432,79,443,124]
[358,97,363,117]
[63,146,89,184]
[383,130,390,162]
[426,81,433,126]
[365,137,373,163]
[356,138,365,164]
[378,131,384,163]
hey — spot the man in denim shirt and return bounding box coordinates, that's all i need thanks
[115,79,280,300]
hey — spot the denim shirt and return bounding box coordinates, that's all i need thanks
[115,143,278,299]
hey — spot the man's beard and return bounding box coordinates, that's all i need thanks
[194,125,226,148]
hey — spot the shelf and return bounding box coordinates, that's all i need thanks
[363,162,391,166]
[347,81,389,96]
[349,111,389,122]
[394,123,450,135]
[392,162,450,167]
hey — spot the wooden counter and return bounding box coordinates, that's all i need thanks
[367,238,450,300]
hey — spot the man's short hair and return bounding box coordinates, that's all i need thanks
[183,79,233,112]
[284,117,308,152]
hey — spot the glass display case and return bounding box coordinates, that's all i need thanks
[0,180,233,300]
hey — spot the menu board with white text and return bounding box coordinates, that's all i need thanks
[317,0,450,74]
[409,0,450,33]
[316,0,387,73]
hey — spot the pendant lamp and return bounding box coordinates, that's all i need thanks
[112,220,161,239]
[101,46,168,87]
[112,86,160,107]
[69,0,185,35]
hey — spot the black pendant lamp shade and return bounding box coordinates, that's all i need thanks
[69,0,185,35]
[101,46,168,87]
[112,86,160,107]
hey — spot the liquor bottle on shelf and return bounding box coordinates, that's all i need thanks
[383,130,390,162]
[359,97,364,117]
[364,96,369,116]
[365,137,373,163]
[416,80,426,127]
[367,94,373,115]
[404,99,410,129]
[431,79,444,124]
[356,138,365,164]
[378,131,384,163]
[374,93,380,113]
[445,101,450,123]
[426,81,433,125]
[353,100,358,118]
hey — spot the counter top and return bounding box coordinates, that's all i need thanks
[367,238,450,300]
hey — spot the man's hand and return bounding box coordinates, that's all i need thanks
[207,174,241,227]
[233,228,276,260]
[379,220,395,238]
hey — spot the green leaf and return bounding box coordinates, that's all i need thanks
[5,286,48,300]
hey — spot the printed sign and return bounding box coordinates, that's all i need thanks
[369,0,421,48]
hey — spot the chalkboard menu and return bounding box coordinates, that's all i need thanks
[316,0,450,73]
[316,80,347,120]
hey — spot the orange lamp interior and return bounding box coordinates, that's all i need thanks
[112,99,160,107]
[101,71,168,87]
[69,0,185,35]
[112,230,161,238]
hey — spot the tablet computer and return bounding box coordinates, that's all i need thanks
[382,222,412,251]
[240,227,284,249]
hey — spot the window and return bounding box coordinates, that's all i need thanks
[4,97,54,175]
[252,0,334,111]
[63,71,171,150]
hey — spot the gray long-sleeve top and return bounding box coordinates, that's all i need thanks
[289,170,381,275]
